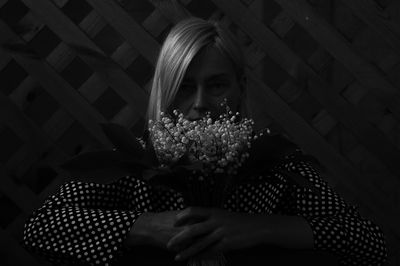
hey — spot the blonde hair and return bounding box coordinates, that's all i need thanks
[147,17,246,122]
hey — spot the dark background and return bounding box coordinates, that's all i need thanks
[0,0,399,265]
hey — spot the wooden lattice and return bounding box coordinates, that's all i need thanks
[0,0,399,265]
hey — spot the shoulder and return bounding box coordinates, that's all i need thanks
[239,133,300,180]
[250,132,299,162]
[268,133,299,159]
[246,132,326,175]
[60,174,149,191]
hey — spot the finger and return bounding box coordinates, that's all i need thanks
[175,207,211,227]
[193,241,224,261]
[167,221,215,251]
[175,230,223,261]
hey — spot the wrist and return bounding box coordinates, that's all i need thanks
[126,212,155,247]
[256,214,276,246]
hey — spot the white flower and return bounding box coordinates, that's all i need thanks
[148,103,268,175]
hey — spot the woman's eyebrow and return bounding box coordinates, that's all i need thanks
[182,73,230,83]
[206,73,230,82]
[181,77,195,83]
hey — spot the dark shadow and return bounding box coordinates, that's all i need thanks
[114,244,339,266]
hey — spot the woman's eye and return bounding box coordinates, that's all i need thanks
[209,82,228,95]
[212,83,224,88]
[182,84,193,89]
[178,84,195,96]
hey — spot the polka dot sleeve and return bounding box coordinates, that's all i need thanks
[22,175,153,265]
[275,150,387,266]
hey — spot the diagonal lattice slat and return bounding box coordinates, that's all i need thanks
[0,0,399,265]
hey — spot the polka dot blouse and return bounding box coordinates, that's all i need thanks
[22,149,387,265]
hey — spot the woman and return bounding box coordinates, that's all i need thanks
[23,17,387,265]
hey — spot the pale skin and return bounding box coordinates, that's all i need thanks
[125,46,314,261]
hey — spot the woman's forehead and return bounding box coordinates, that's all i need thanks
[183,46,236,81]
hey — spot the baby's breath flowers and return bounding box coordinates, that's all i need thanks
[148,102,255,177]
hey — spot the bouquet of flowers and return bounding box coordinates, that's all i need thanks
[59,101,318,266]
[147,104,255,205]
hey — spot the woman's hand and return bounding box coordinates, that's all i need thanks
[167,207,269,261]
[128,210,207,250]
[128,210,181,249]
[129,206,313,261]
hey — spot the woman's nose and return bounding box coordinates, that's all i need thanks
[192,87,208,116]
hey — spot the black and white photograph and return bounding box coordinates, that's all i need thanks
[0,0,398,265]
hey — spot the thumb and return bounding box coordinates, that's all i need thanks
[174,207,209,227]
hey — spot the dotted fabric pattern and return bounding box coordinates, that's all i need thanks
[22,150,387,265]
